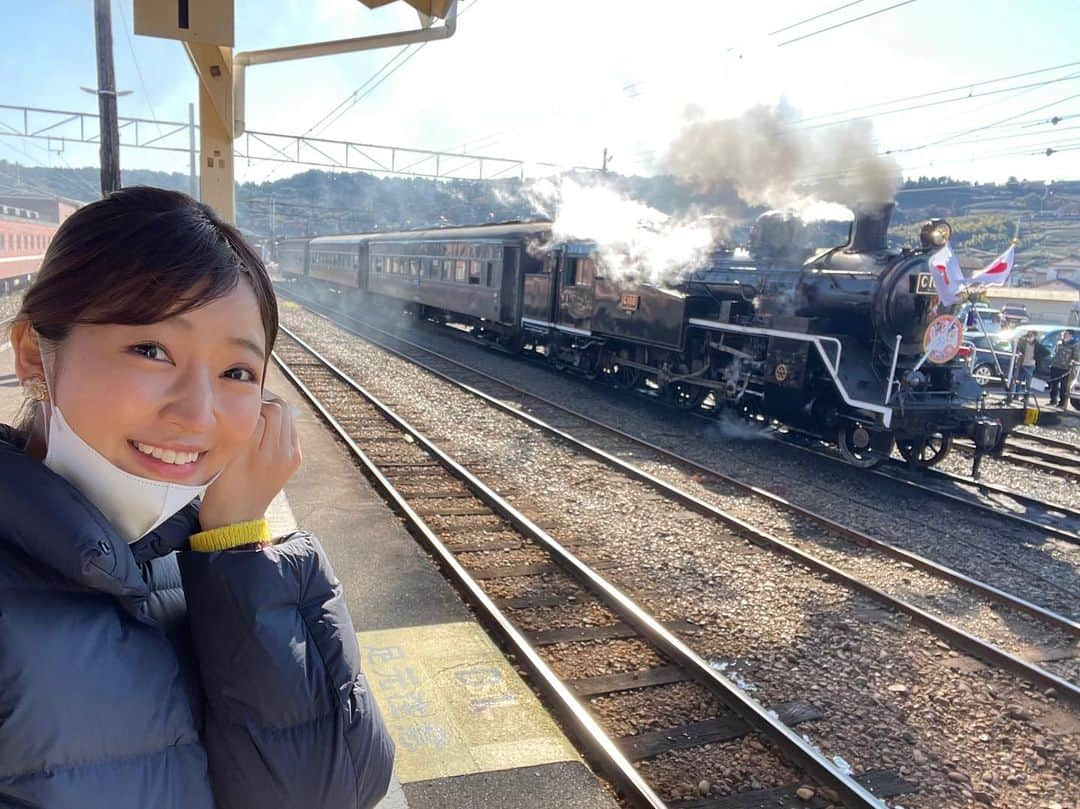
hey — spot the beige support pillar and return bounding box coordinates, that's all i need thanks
[184,43,235,223]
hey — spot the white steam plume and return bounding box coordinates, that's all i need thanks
[521,176,719,287]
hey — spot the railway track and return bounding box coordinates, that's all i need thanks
[292,285,1080,546]
[772,432,1080,546]
[952,431,1080,481]
[272,326,903,809]
[280,288,1080,687]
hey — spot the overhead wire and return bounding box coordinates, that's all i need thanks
[115,0,166,138]
[775,0,918,47]
[256,0,486,185]
[887,88,1080,155]
[789,59,1080,126]
[790,71,1080,132]
[768,0,870,36]
[309,0,486,139]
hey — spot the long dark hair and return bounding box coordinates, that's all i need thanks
[9,186,277,440]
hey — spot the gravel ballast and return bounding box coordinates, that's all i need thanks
[281,298,1080,808]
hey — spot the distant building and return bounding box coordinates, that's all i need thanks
[1048,261,1080,283]
[0,194,80,224]
[986,282,1079,325]
[0,193,76,289]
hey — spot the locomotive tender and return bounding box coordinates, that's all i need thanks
[277,203,1025,469]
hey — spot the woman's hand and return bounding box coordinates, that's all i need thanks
[197,394,302,532]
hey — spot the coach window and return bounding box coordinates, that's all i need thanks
[410,258,420,277]
[455,260,467,283]
[486,261,495,286]
[374,256,384,273]
[468,260,482,285]
[431,258,442,279]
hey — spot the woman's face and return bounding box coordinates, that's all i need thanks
[42,281,267,485]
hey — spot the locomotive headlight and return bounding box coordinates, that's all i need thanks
[920,219,952,248]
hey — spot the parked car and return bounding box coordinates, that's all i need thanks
[965,330,1017,386]
[999,304,1030,326]
[960,302,1003,332]
[996,324,1070,379]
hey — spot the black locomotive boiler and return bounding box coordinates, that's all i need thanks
[275,204,1025,469]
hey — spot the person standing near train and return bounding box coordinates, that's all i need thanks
[0,187,394,809]
[1013,330,1039,396]
[1048,329,1077,410]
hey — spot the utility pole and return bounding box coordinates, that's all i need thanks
[92,0,121,196]
[188,103,198,199]
[602,147,611,173]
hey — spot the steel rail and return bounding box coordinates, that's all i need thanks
[1014,429,1080,454]
[951,437,1080,480]
[273,325,891,809]
[910,463,1080,524]
[282,289,1080,637]
[1003,438,1080,466]
[777,436,1080,545]
[277,295,1080,706]
[285,285,1080,544]
[271,345,667,809]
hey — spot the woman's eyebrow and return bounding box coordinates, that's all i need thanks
[229,336,266,359]
[170,315,265,358]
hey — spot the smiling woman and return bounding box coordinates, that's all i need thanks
[0,187,393,809]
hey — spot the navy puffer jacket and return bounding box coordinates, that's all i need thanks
[0,428,394,808]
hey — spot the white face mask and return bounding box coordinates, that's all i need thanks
[42,405,215,544]
[38,344,215,543]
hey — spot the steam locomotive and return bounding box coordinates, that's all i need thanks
[276,203,1025,469]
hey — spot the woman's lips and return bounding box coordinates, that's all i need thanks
[127,440,208,482]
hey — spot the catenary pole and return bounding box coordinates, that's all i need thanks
[93,0,121,196]
[189,103,198,199]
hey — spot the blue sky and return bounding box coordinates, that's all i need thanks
[3,0,1080,190]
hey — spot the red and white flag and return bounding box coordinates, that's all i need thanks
[970,244,1015,286]
[927,242,966,305]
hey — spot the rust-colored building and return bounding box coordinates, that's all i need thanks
[0,194,78,291]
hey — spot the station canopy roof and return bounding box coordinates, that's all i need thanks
[358,0,453,18]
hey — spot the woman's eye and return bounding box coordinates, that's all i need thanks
[224,367,257,383]
[131,343,170,362]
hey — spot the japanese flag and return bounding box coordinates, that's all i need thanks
[927,242,966,306]
[970,244,1015,286]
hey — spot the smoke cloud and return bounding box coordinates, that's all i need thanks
[661,103,900,209]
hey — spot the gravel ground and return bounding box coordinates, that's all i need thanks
[1027,415,1080,447]
[284,299,1080,622]
[280,303,1080,809]
[280,296,1080,617]
[0,292,23,324]
[932,442,1077,508]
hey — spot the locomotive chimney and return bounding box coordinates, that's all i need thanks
[849,201,895,253]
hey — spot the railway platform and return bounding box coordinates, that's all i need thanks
[0,342,618,809]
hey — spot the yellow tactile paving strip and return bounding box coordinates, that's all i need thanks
[357,621,580,783]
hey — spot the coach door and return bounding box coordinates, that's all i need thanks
[555,253,595,335]
[521,249,557,325]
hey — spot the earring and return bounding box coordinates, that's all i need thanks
[22,377,48,402]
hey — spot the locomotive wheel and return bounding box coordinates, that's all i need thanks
[600,362,642,390]
[837,424,893,468]
[896,433,952,468]
[665,381,708,410]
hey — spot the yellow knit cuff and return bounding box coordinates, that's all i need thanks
[190,519,272,552]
